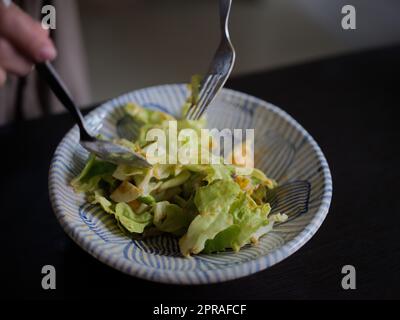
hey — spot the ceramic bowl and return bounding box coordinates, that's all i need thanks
[49,85,332,284]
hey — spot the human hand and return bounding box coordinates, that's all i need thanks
[0,2,57,86]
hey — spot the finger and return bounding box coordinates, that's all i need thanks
[0,37,33,75]
[0,67,6,87]
[0,4,57,62]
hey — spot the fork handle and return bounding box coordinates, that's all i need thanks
[37,62,93,141]
[219,0,233,37]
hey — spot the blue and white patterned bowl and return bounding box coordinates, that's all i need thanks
[49,85,332,284]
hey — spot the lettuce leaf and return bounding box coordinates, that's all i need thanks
[203,225,241,253]
[159,171,191,190]
[71,154,117,192]
[179,180,240,256]
[203,193,273,253]
[112,164,145,181]
[115,202,152,234]
[90,192,115,214]
[153,201,190,235]
[91,195,153,234]
[184,164,233,184]
[181,74,202,118]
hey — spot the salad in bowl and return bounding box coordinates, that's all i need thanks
[49,80,332,284]
[71,82,287,257]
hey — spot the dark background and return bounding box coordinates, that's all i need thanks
[0,45,399,300]
[78,0,400,103]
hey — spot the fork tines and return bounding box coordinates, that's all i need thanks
[186,73,223,120]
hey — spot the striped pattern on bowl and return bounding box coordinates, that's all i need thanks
[49,85,332,284]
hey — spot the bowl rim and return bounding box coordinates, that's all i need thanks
[49,84,333,284]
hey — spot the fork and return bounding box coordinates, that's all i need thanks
[37,62,151,168]
[186,0,236,120]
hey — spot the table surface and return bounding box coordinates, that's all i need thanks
[1,45,399,300]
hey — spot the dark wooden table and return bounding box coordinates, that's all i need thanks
[1,45,399,300]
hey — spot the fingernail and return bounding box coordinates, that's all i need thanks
[39,45,57,61]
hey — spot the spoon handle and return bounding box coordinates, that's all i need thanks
[36,62,93,141]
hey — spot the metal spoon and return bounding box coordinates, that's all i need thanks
[36,62,151,167]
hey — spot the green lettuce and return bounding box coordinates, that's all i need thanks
[203,225,241,253]
[90,192,115,214]
[114,202,152,234]
[179,180,240,256]
[153,201,190,235]
[204,193,272,253]
[90,194,152,234]
[184,164,233,184]
[71,154,116,192]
